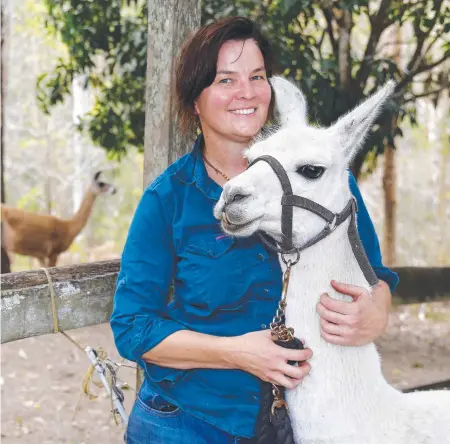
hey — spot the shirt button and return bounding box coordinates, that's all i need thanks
[261,324,267,329]
[258,253,265,260]
[264,288,269,293]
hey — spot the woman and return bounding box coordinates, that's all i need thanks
[110,17,398,444]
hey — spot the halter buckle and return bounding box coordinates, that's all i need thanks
[327,215,337,232]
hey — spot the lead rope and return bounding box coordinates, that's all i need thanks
[40,267,131,427]
[255,258,303,444]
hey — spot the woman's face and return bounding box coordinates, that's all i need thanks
[194,39,272,144]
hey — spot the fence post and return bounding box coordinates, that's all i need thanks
[137,0,201,391]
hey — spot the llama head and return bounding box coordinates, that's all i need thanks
[214,76,395,245]
[91,171,117,195]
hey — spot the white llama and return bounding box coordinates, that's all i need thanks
[214,77,450,444]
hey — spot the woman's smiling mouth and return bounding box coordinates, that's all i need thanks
[230,108,257,115]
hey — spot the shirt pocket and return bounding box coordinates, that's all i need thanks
[177,235,246,315]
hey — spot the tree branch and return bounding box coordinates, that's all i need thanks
[356,0,391,88]
[397,52,450,91]
[375,39,416,54]
[322,8,338,60]
[318,29,327,61]
[415,53,450,75]
[404,0,443,74]
[422,27,448,58]
[395,1,446,91]
[403,85,449,103]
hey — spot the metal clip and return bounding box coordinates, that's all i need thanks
[280,261,292,307]
[271,385,289,416]
[271,399,288,416]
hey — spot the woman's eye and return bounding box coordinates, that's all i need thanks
[296,165,325,179]
[219,78,232,84]
[251,75,264,80]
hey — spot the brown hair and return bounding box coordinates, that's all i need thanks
[174,17,275,136]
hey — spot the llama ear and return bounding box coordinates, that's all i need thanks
[270,76,307,127]
[331,81,396,163]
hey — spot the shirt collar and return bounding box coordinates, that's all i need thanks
[174,133,223,201]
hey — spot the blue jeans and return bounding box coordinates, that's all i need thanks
[125,386,256,444]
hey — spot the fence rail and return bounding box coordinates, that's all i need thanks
[392,266,450,304]
[1,262,449,344]
[1,260,119,344]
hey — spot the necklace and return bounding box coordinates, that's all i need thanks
[203,155,231,181]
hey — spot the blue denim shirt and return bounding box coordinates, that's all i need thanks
[110,134,399,438]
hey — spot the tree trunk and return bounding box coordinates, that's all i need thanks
[337,8,352,91]
[139,0,201,389]
[1,0,6,205]
[382,142,396,265]
[143,0,201,188]
[1,0,11,274]
[437,92,449,265]
[382,25,400,266]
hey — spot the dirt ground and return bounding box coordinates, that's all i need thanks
[2,302,450,444]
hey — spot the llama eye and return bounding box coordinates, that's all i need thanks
[296,165,325,179]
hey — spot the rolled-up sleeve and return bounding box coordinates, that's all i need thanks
[349,173,399,292]
[110,185,188,379]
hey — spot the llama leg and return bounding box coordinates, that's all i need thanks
[38,257,48,268]
[1,246,11,273]
[48,254,58,267]
[1,222,12,273]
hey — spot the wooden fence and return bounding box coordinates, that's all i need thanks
[1,261,119,344]
[1,262,450,390]
[2,261,449,344]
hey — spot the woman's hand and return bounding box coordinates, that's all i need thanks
[229,330,313,389]
[316,279,391,346]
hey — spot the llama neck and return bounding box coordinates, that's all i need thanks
[68,190,97,239]
[284,218,370,338]
[283,219,396,438]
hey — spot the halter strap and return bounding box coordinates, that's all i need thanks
[249,156,294,251]
[248,155,379,286]
[282,195,335,223]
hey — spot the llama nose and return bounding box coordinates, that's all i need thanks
[224,186,250,205]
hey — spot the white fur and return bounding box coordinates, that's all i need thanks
[215,77,450,444]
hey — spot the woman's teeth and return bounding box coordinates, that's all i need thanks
[231,108,256,115]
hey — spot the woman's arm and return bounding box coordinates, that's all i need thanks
[111,185,312,388]
[110,186,189,382]
[143,329,313,389]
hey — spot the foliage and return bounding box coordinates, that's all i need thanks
[37,0,449,177]
[38,0,147,157]
[204,0,450,177]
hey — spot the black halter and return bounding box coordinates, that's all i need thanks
[248,155,379,287]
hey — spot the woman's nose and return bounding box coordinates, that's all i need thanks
[237,80,256,100]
